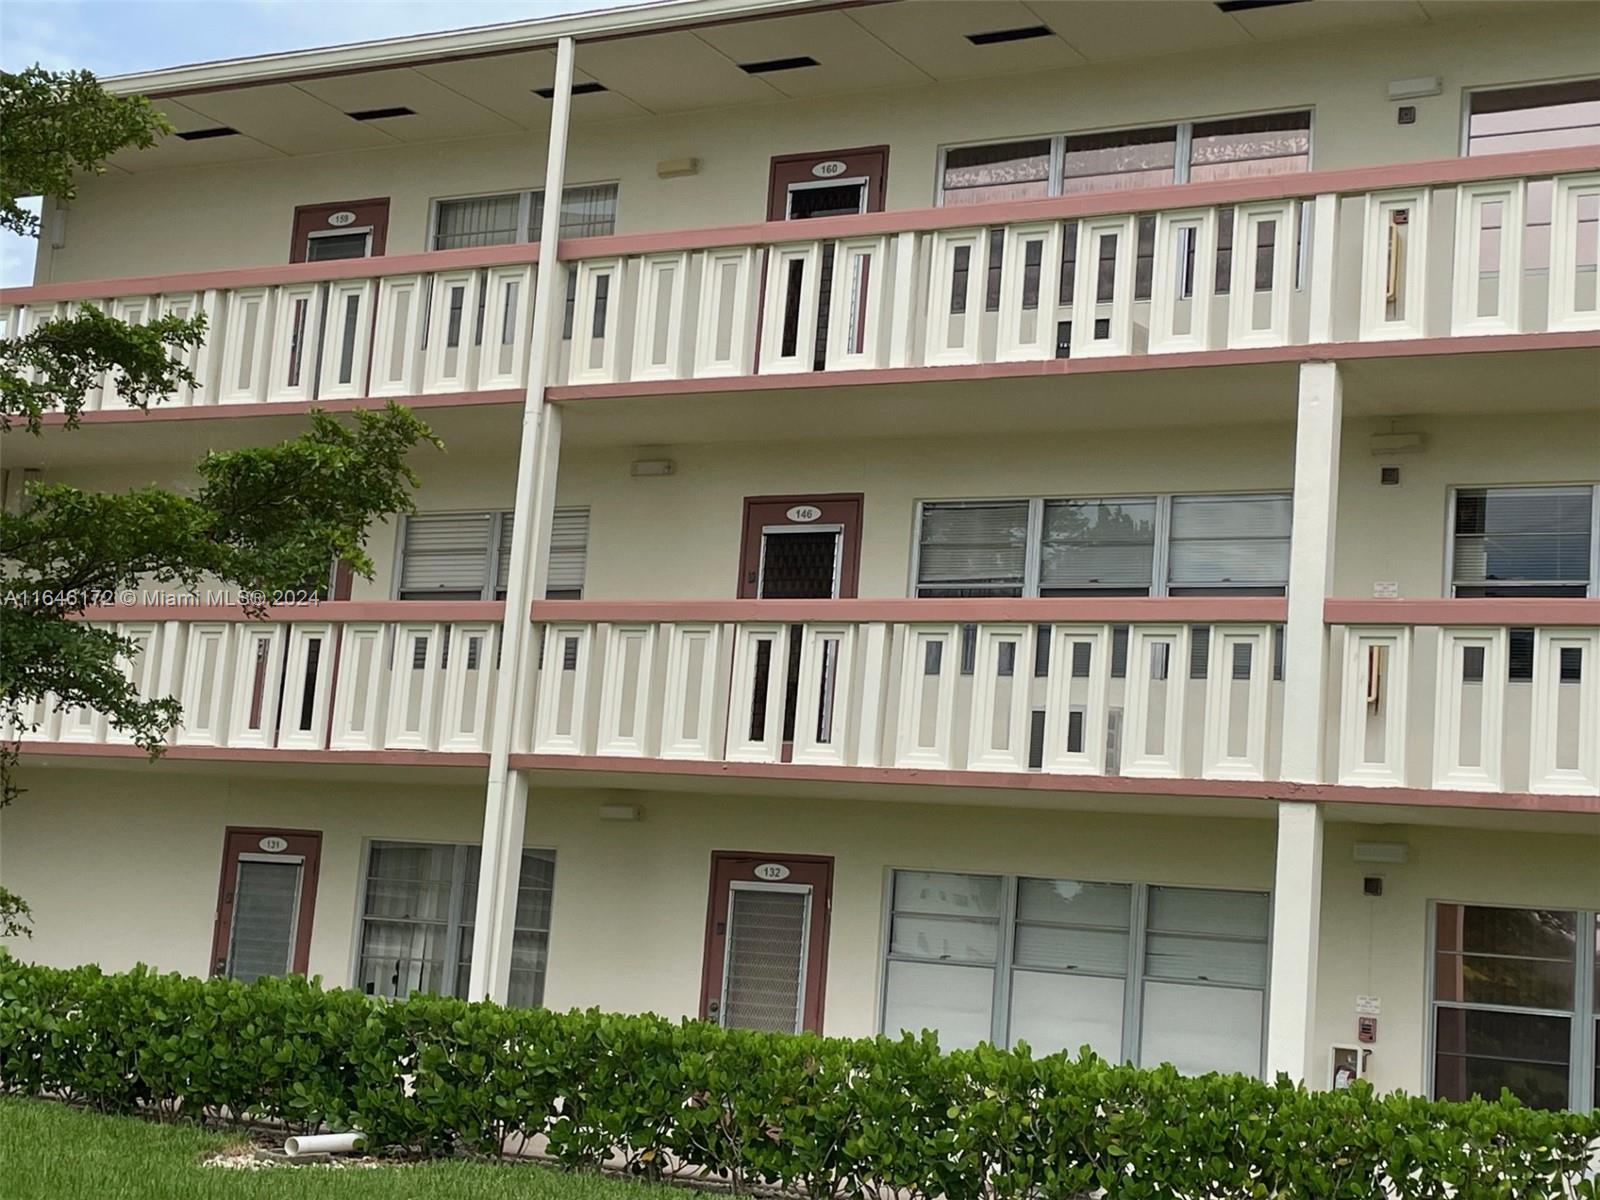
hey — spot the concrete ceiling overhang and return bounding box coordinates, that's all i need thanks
[100,0,1541,173]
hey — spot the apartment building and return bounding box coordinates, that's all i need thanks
[2,0,1597,1111]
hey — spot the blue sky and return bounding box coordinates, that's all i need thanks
[2,0,615,284]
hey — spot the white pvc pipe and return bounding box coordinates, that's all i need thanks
[283,1132,366,1158]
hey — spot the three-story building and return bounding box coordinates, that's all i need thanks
[2,0,1597,1110]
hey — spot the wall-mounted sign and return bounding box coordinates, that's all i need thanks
[327,210,358,227]
[811,160,848,179]
[753,862,791,881]
[258,836,289,853]
[786,504,822,523]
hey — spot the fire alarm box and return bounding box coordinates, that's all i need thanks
[1358,1016,1378,1043]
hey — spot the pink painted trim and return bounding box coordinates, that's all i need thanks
[79,600,505,622]
[17,742,489,767]
[548,331,1600,402]
[35,389,524,426]
[555,145,1600,259]
[510,754,1600,816]
[7,147,1596,307]
[1326,598,1600,627]
[532,597,1287,623]
[1,242,540,306]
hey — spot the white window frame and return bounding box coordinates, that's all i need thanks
[350,837,557,1008]
[876,867,1271,1077]
[428,181,621,251]
[1425,899,1598,1111]
[1442,483,1600,598]
[910,490,1293,599]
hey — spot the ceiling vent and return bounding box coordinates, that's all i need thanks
[1215,0,1311,11]
[739,56,819,75]
[533,81,608,98]
[346,106,415,121]
[175,126,239,141]
[966,25,1053,46]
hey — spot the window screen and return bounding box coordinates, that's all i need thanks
[1432,903,1585,1110]
[1039,498,1157,595]
[916,502,1028,597]
[357,842,555,1009]
[1451,486,1594,598]
[1167,493,1292,595]
[433,194,522,251]
[940,140,1052,206]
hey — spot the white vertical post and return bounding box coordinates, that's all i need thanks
[1281,361,1342,783]
[886,231,918,368]
[1307,193,1340,344]
[1265,359,1341,1085]
[468,35,575,1005]
[1266,799,1324,1082]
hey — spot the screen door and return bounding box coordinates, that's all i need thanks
[701,853,833,1033]
[211,828,321,981]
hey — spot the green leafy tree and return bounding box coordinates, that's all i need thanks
[0,68,440,937]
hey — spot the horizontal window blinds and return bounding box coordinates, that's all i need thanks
[496,509,591,597]
[399,512,494,595]
[1167,494,1291,589]
[917,502,1027,595]
[1039,498,1157,591]
[1452,487,1593,590]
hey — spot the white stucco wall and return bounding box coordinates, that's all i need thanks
[4,766,1596,1099]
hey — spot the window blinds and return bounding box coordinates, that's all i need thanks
[492,508,591,598]
[401,508,589,600]
[530,183,619,240]
[432,194,521,251]
[1452,486,1594,595]
[916,502,1028,596]
[1167,494,1291,591]
[398,512,495,598]
[1039,498,1157,593]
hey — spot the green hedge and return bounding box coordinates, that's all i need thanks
[1,959,1595,1198]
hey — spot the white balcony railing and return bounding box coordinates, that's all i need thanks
[524,599,1600,798]
[1,148,1594,414]
[1329,602,1599,796]
[8,604,503,754]
[526,600,1288,783]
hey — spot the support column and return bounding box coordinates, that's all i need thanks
[1265,799,1324,1081]
[467,35,575,1004]
[1280,360,1341,783]
[1266,359,1342,1082]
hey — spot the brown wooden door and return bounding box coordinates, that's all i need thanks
[738,493,863,599]
[290,198,389,262]
[766,146,889,221]
[700,852,833,1034]
[210,827,321,980]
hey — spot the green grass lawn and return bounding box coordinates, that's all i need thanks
[0,1098,687,1200]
